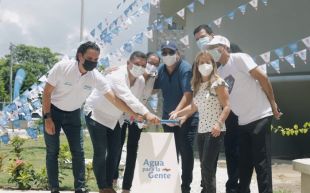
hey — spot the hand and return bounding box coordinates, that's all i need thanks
[132,113,144,123]
[103,66,119,75]
[145,112,160,125]
[271,102,283,120]
[45,118,55,135]
[178,115,188,126]
[211,123,221,138]
[167,110,179,127]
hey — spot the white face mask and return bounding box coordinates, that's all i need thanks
[163,54,177,66]
[130,64,145,78]
[145,63,158,75]
[208,48,222,62]
[198,63,213,77]
[196,36,211,50]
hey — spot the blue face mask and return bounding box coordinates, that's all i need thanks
[208,48,222,62]
[196,36,211,50]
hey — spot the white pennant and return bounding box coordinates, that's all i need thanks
[213,17,223,28]
[296,49,307,63]
[258,64,267,74]
[144,30,153,40]
[249,0,258,10]
[260,51,271,63]
[150,0,159,6]
[177,8,185,20]
[302,36,310,49]
[126,18,133,25]
[180,35,189,46]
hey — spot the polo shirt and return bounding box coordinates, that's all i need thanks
[154,59,194,119]
[47,58,111,112]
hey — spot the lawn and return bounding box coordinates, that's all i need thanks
[0,134,99,191]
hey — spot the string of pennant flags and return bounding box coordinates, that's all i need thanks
[257,36,310,73]
[91,0,272,66]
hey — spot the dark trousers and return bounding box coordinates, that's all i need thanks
[163,116,198,193]
[238,116,273,193]
[44,105,85,191]
[224,112,240,193]
[197,132,224,193]
[114,122,142,190]
[85,115,122,189]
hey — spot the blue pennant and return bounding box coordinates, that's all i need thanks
[156,22,164,32]
[227,11,235,20]
[285,54,295,68]
[261,0,268,6]
[99,57,110,68]
[187,2,195,13]
[117,3,121,9]
[142,3,150,13]
[123,42,133,53]
[270,59,280,73]
[0,133,10,144]
[288,42,298,54]
[238,4,247,15]
[101,33,113,44]
[111,27,120,35]
[97,22,103,30]
[165,17,173,26]
[274,47,284,58]
[26,128,38,139]
[90,29,96,37]
[197,0,205,6]
[134,33,144,44]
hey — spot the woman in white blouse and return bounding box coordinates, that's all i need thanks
[172,51,230,193]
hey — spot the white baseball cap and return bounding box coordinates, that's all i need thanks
[207,35,230,48]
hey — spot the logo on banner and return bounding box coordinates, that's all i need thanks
[142,159,172,179]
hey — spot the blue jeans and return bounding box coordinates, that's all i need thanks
[44,105,85,191]
[85,114,122,189]
[163,116,198,193]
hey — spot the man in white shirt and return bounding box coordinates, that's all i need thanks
[206,36,282,193]
[42,42,141,193]
[84,51,160,193]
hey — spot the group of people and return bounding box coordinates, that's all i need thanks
[42,24,282,193]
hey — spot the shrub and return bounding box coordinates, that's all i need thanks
[271,122,310,136]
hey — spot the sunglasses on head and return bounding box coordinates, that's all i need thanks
[161,50,176,56]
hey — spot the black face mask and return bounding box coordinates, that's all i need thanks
[82,59,97,71]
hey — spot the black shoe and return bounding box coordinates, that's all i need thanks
[51,190,60,193]
[75,188,89,193]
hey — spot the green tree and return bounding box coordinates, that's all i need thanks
[0,44,59,103]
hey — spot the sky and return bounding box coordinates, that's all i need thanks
[0,0,149,58]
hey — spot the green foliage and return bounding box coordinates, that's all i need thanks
[59,143,72,170]
[0,153,7,172]
[0,44,59,102]
[85,161,94,189]
[10,136,26,159]
[33,167,49,190]
[271,122,310,136]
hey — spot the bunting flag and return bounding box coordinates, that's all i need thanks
[214,17,223,28]
[302,36,310,49]
[259,64,267,74]
[249,0,258,10]
[261,0,268,6]
[123,42,133,53]
[97,22,103,30]
[270,59,280,73]
[111,27,120,35]
[13,68,26,100]
[288,42,298,54]
[260,51,271,63]
[177,8,185,20]
[197,0,205,6]
[187,2,195,13]
[156,22,164,33]
[0,133,10,144]
[26,128,38,139]
[274,47,285,60]
[99,57,110,68]
[142,3,150,13]
[165,17,173,26]
[144,30,153,40]
[180,35,189,46]
[90,29,96,37]
[296,49,307,63]
[227,11,236,20]
[285,54,295,68]
[150,0,159,6]
[117,3,122,9]
[238,4,247,15]
[134,32,144,44]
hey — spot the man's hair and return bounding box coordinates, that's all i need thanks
[193,24,213,36]
[129,51,147,61]
[230,43,243,53]
[146,52,161,63]
[75,41,100,61]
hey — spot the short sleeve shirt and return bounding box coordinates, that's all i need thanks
[47,59,111,111]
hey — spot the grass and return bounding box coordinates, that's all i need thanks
[0,134,99,191]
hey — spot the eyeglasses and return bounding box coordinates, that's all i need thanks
[161,50,176,56]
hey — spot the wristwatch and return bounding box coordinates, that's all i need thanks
[43,112,52,119]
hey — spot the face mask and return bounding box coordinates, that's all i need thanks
[208,48,222,62]
[83,59,97,71]
[196,36,211,50]
[130,64,145,78]
[145,63,158,75]
[163,54,177,66]
[198,63,213,77]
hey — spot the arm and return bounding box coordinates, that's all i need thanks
[42,83,55,135]
[250,67,282,119]
[211,85,231,137]
[172,102,198,125]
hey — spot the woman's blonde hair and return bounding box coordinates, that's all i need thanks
[191,51,220,96]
